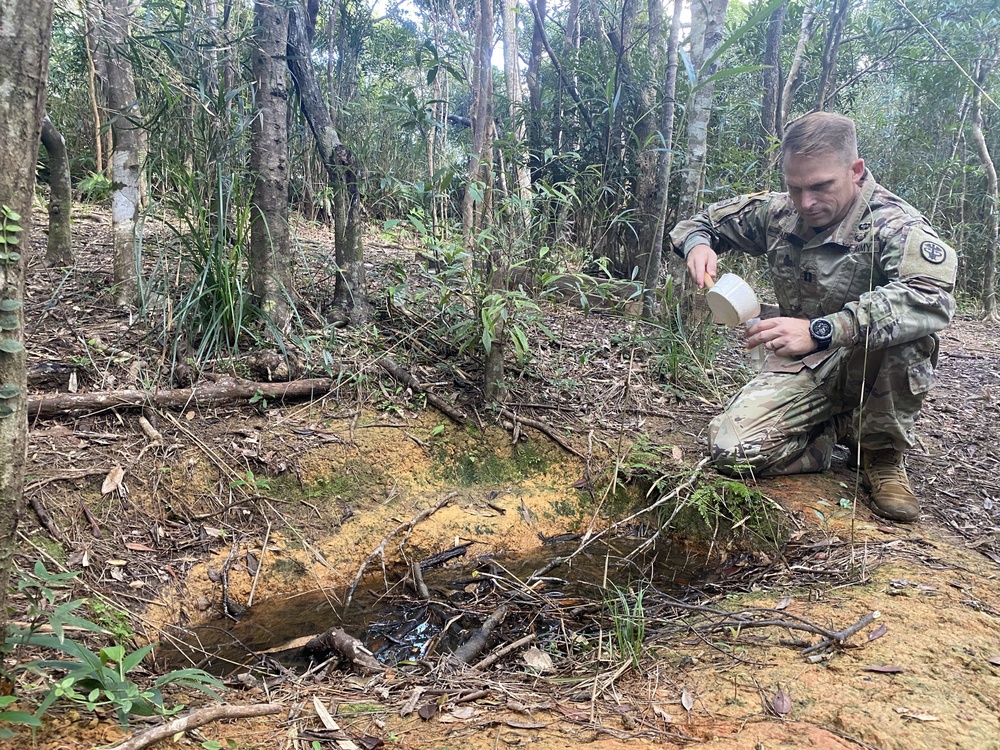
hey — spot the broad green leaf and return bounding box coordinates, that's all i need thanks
[0,384,20,399]
[0,339,25,353]
[0,300,20,311]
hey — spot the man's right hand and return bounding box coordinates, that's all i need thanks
[686,244,719,288]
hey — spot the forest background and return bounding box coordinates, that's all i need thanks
[0,0,998,740]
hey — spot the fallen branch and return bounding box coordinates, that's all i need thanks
[305,627,385,675]
[472,632,536,671]
[453,604,509,664]
[801,610,881,655]
[376,356,468,424]
[345,492,457,605]
[108,703,282,750]
[27,376,337,418]
[497,406,585,458]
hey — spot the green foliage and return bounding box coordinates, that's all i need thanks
[77,172,113,202]
[4,561,224,731]
[0,205,23,265]
[606,582,647,668]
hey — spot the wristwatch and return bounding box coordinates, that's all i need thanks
[809,318,834,352]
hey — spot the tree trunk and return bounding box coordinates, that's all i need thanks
[677,0,730,220]
[970,59,998,320]
[526,0,546,174]
[250,0,293,331]
[814,0,850,111]
[101,0,146,307]
[287,0,369,325]
[633,0,668,309]
[779,0,818,133]
[760,1,787,177]
[648,0,685,314]
[40,115,73,267]
[0,0,53,654]
[501,0,532,221]
[461,0,495,250]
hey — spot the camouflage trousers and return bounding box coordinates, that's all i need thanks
[709,335,938,478]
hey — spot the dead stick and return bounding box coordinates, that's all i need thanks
[801,611,881,655]
[376,356,468,423]
[453,605,509,664]
[28,494,65,543]
[108,703,282,750]
[497,406,584,458]
[345,492,457,606]
[472,632,536,671]
[411,561,430,600]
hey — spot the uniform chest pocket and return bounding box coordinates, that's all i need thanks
[815,247,881,311]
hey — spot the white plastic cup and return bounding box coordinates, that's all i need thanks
[706,273,761,326]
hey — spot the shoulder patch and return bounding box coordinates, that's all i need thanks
[708,191,772,223]
[899,225,957,286]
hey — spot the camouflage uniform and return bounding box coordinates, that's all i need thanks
[669,171,957,477]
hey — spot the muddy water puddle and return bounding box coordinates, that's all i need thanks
[161,537,717,676]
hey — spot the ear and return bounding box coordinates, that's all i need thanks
[850,158,865,182]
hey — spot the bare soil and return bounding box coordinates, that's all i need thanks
[6,210,1000,750]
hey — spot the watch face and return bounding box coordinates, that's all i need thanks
[811,319,833,340]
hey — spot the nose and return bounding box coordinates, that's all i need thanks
[800,191,819,211]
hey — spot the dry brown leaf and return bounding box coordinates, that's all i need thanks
[772,688,792,716]
[901,713,939,722]
[652,704,672,723]
[986,655,1000,667]
[101,464,125,495]
[671,446,683,462]
[124,542,155,552]
[681,689,695,712]
[775,596,792,610]
[868,624,889,641]
[417,703,438,721]
[522,646,554,673]
[862,665,904,673]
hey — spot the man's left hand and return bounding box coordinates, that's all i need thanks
[746,317,817,358]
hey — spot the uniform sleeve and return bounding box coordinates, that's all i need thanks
[669,193,777,259]
[825,221,957,350]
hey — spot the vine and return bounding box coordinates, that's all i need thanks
[0,204,24,417]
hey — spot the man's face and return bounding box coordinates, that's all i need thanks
[783,152,865,229]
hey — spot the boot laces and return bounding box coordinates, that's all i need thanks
[865,449,911,489]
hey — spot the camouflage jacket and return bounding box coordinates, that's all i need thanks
[669,171,957,352]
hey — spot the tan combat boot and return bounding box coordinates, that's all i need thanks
[863,449,919,522]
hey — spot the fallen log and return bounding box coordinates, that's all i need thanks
[27,376,337,419]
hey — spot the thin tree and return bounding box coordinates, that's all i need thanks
[970,57,998,320]
[250,0,293,330]
[99,0,147,306]
[287,0,368,325]
[814,0,850,110]
[41,114,73,267]
[779,0,819,132]
[677,0,731,220]
[0,0,54,649]
[760,0,787,177]
[501,0,533,221]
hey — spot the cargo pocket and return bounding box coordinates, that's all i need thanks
[907,359,935,395]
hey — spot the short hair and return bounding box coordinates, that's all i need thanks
[782,112,858,165]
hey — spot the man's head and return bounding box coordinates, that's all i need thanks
[781,112,865,229]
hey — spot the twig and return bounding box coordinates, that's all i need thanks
[376,356,468,423]
[312,697,362,750]
[247,521,271,608]
[472,632,536,671]
[108,703,282,750]
[410,561,430,600]
[27,494,65,543]
[497,406,585,458]
[801,610,881,655]
[345,492,457,605]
